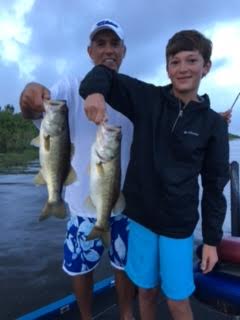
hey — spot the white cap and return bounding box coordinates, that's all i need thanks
[89,19,124,41]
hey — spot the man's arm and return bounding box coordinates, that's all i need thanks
[219,109,232,124]
[20,82,50,119]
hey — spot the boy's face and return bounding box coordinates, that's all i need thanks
[167,50,211,99]
[88,30,126,72]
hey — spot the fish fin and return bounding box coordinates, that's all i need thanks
[34,171,46,185]
[112,192,126,214]
[96,163,104,176]
[30,136,40,148]
[64,167,77,185]
[83,196,96,214]
[44,135,50,151]
[86,227,111,248]
[39,200,67,221]
[70,143,75,159]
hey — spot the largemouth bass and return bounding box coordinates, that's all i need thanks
[31,99,76,221]
[86,123,125,247]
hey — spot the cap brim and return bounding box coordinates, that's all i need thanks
[90,26,122,40]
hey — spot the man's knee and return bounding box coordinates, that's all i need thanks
[139,287,159,304]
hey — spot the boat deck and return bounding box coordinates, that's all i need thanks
[17,277,240,320]
[14,161,240,320]
[60,288,240,320]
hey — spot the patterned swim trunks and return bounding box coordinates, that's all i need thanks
[63,214,129,275]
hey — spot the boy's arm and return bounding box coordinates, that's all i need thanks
[201,117,230,246]
[200,117,229,273]
[79,65,143,123]
[83,93,107,124]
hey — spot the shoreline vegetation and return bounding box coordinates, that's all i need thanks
[0,106,240,172]
[229,133,240,141]
[0,105,38,173]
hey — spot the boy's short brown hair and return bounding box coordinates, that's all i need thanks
[166,30,212,64]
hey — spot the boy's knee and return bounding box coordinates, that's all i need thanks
[167,298,191,312]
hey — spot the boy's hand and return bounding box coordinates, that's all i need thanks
[219,109,232,124]
[84,93,107,124]
[201,244,218,274]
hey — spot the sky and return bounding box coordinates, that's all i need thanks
[0,0,240,133]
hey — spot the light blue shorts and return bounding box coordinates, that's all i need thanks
[125,220,195,300]
[63,214,129,276]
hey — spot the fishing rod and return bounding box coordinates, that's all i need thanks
[230,92,240,111]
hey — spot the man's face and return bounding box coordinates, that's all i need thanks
[88,30,126,71]
[167,50,211,99]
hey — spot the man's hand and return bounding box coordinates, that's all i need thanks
[84,93,107,124]
[201,244,218,274]
[20,82,50,119]
[219,109,232,125]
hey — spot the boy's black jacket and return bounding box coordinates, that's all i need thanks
[80,65,230,246]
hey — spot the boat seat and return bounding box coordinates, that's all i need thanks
[196,237,240,264]
[217,237,240,264]
[194,265,240,315]
[194,236,240,315]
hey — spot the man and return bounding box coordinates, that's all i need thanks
[20,19,135,320]
[80,29,230,320]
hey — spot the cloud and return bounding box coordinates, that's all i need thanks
[201,21,240,105]
[1,0,240,118]
[0,0,41,79]
[206,21,240,88]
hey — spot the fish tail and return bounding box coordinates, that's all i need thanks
[86,227,111,248]
[39,200,67,221]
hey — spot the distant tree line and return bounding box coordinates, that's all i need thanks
[0,104,239,154]
[0,104,38,153]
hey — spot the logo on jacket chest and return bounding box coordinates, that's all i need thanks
[183,130,199,137]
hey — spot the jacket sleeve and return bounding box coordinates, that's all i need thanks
[79,65,149,123]
[201,116,230,246]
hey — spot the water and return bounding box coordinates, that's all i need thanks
[0,161,111,320]
[1,141,240,319]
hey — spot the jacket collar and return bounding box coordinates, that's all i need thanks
[162,84,210,111]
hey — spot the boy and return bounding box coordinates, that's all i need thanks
[79,30,229,320]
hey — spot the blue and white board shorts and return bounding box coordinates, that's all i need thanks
[125,219,195,300]
[63,214,129,276]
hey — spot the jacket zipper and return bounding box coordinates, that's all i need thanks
[171,100,185,133]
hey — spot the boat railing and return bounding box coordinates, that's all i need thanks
[230,161,240,236]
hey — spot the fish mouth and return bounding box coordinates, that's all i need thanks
[102,122,121,132]
[101,123,122,142]
[49,100,66,106]
[43,99,67,112]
